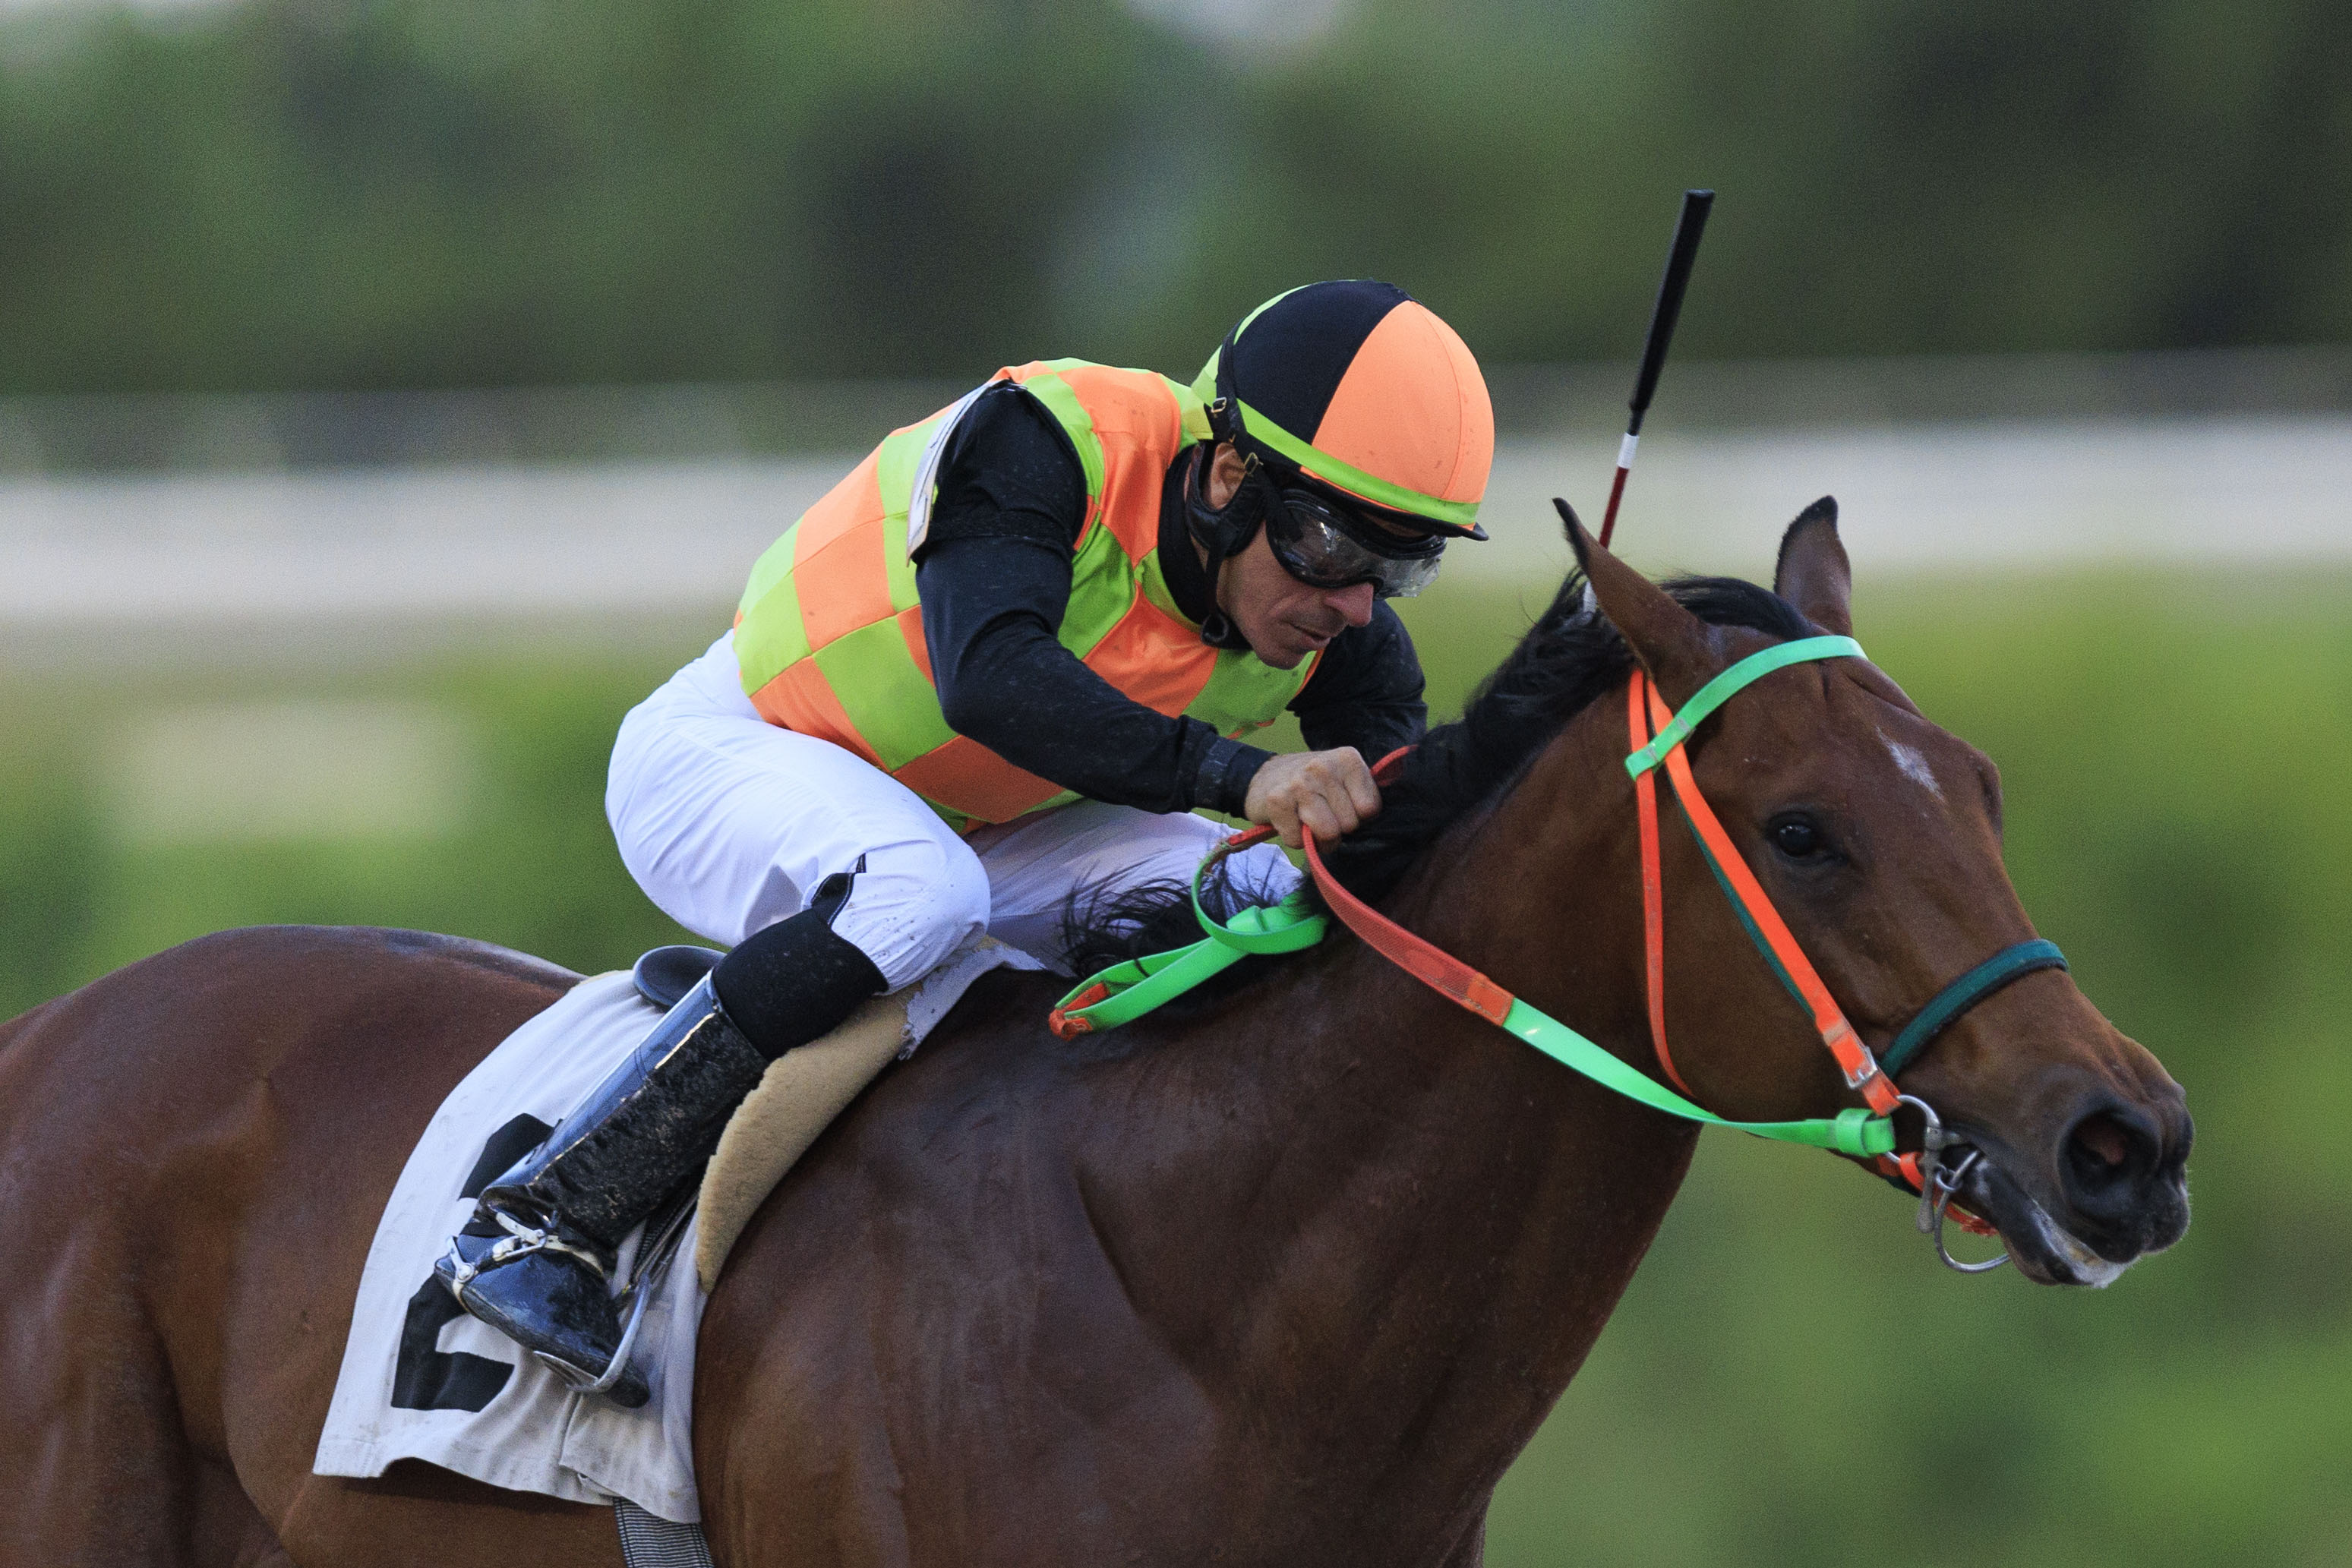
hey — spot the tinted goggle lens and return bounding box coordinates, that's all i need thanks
[1264,487,1444,599]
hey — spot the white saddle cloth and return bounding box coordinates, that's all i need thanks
[312,937,1037,1522]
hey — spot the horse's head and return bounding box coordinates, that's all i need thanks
[1571,500,2190,1284]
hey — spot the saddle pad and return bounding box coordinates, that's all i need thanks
[313,936,1038,1522]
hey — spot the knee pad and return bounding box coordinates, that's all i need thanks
[712,907,886,1061]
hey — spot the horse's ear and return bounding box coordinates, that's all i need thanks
[1773,496,1852,636]
[1556,500,1721,699]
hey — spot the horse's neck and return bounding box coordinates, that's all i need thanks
[1084,706,1699,1508]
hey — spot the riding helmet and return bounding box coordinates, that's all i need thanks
[1191,280,1494,544]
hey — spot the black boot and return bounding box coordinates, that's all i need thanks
[435,974,766,1407]
[435,895,887,1406]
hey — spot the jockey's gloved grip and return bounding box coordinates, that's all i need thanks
[712,898,887,1063]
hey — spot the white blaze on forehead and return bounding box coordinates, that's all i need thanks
[1878,728,1943,800]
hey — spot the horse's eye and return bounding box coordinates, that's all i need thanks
[1771,816,1824,859]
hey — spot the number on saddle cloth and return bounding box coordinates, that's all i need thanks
[391,1113,553,1412]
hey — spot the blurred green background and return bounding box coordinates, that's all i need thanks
[3,0,2346,1560]
[5,0,2352,395]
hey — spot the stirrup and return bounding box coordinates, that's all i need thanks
[435,1228,650,1407]
[532,1277,657,1398]
[440,1209,609,1292]
[543,1186,697,1399]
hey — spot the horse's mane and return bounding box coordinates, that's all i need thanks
[1059,569,1809,995]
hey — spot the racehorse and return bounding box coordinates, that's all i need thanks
[0,510,2190,1566]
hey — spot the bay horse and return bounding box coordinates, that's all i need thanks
[0,509,2189,1566]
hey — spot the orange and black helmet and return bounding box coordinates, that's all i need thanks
[1192,280,1494,541]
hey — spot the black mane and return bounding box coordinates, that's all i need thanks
[1059,569,1810,992]
[1318,569,1810,906]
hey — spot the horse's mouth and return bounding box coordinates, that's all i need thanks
[1953,1150,2133,1288]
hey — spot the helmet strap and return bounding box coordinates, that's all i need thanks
[1184,442,1271,564]
[1205,394,1239,447]
[1182,444,1261,651]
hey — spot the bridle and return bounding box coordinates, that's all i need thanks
[1622,639,2066,1264]
[1050,636,2068,1273]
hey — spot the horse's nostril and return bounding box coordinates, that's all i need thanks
[2062,1107,2162,1223]
[2074,1113,2131,1169]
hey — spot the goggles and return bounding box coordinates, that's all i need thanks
[1252,468,1445,599]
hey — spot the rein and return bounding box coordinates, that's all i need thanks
[1050,636,2068,1264]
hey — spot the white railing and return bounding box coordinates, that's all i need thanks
[5,348,2348,655]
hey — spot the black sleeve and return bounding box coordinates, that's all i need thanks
[1289,600,1429,761]
[912,386,1255,814]
[917,541,1249,815]
[910,383,1419,814]
[913,381,1088,558]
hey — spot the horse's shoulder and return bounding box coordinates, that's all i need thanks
[808,966,1124,1191]
[713,966,1078,1260]
[702,964,1166,1435]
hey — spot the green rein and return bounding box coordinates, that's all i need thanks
[1047,636,1895,1163]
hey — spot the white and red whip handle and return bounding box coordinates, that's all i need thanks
[1598,188,1713,551]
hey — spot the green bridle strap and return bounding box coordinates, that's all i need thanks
[1052,632,1899,1160]
[1056,888,1891,1156]
[1497,999,1893,1156]
[1050,851,1328,1033]
[1624,636,1864,778]
[1050,850,1892,1158]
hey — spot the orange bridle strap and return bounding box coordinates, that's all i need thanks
[1627,668,2007,1228]
[1629,671,1902,1119]
[1296,752,1515,1027]
[1627,677,1690,1096]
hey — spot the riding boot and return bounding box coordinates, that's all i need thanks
[435,885,888,1404]
[434,973,765,1407]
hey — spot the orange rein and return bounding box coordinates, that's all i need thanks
[1268,691,1994,1232]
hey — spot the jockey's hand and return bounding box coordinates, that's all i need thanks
[1245,746,1382,850]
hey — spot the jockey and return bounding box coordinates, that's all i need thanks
[437,280,1495,1401]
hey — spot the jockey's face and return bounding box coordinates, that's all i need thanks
[1204,443,1378,669]
[1217,528,1376,668]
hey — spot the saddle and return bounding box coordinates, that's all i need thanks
[630,945,721,1010]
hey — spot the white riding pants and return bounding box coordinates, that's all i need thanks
[606,633,1299,990]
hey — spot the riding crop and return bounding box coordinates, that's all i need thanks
[1597,188,1713,550]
